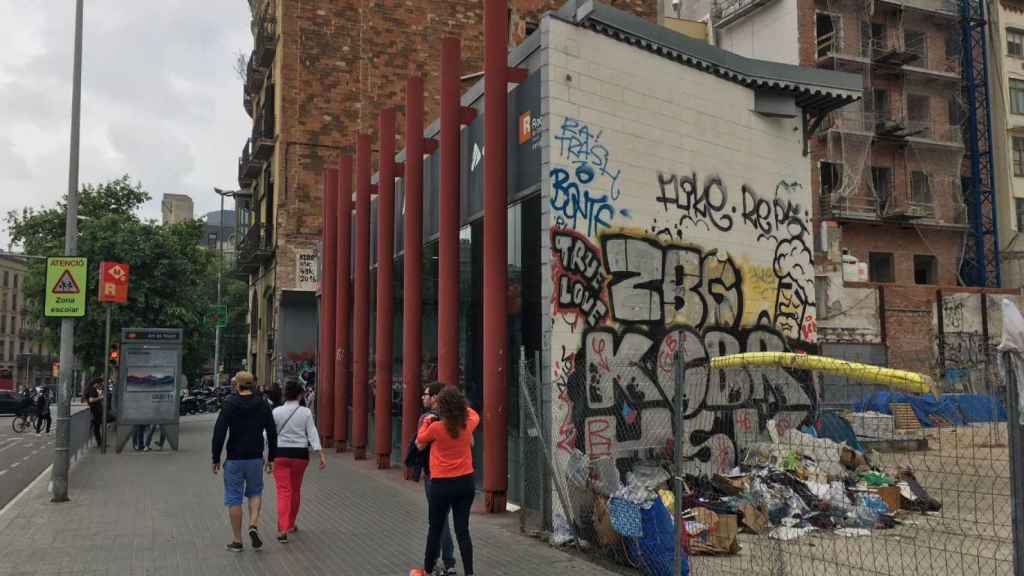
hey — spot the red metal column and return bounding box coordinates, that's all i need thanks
[319,168,338,445]
[402,76,425,478]
[483,0,510,513]
[353,134,372,460]
[334,156,354,452]
[375,109,397,469]
[438,38,461,387]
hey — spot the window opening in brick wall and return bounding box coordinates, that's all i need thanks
[820,161,844,196]
[1016,198,1024,230]
[816,13,840,57]
[949,98,961,126]
[869,252,895,283]
[905,30,927,66]
[908,94,930,135]
[861,21,885,56]
[911,171,933,204]
[913,255,937,285]
[869,89,889,120]
[871,166,892,210]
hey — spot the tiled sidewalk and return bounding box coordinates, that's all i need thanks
[0,414,618,576]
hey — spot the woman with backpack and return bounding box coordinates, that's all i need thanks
[410,385,479,576]
[271,379,326,543]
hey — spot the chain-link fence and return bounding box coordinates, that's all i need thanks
[519,346,1021,576]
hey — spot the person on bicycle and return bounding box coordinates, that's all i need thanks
[34,387,51,434]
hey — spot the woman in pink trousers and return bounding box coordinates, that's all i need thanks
[272,379,326,543]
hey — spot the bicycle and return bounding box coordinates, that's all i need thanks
[11,409,38,434]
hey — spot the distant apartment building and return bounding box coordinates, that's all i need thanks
[161,193,194,225]
[0,255,55,391]
[232,0,658,387]
[201,210,238,256]
[990,0,1024,286]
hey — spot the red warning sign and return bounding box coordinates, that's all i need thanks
[52,270,81,294]
[98,261,129,304]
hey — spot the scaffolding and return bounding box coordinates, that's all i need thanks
[959,0,1001,286]
[811,0,988,285]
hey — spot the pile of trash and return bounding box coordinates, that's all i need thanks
[563,419,943,573]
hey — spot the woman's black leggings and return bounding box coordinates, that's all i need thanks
[424,474,475,574]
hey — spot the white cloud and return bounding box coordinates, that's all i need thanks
[0,0,253,246]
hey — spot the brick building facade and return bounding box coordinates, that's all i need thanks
[233,0,659,387]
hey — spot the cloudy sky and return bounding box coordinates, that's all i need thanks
[0,1,252,247]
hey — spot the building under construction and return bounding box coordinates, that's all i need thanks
[711,0,1020,385]
[718,0,967,287]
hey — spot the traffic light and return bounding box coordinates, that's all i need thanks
[109,344,120,366]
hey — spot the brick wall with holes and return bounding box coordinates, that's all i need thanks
[272,0,657,243]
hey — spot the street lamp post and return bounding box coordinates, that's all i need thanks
[52,0,84,503]
[212,189,237,388]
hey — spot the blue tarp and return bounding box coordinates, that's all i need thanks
[854,392,1007,427]
[944,394,1007,424]
[815,412,864,451]
[854,392,965,428]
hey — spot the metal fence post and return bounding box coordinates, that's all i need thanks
[673,348,686,576]
[1003,350,1024,576]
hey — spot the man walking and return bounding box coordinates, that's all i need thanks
[212,371,277,552]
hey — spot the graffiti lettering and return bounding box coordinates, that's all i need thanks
[566,325,814,476]
[555,117,623,199]
[551,166,624,237]
[602,235,742,329]
[552,230,609,328]
[656,172,734,233]
[741,181,806,241]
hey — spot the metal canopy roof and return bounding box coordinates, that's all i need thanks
[554,1,862,114]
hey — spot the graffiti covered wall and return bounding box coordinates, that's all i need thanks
[542,18,818,483]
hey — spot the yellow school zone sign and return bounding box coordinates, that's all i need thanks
[45,257,88,317]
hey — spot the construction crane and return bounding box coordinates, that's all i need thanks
[959,0,1000,287]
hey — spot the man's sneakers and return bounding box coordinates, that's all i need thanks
[225,542,243,553]
[248,526,263,550]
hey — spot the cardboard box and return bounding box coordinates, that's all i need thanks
[876,486,901,512]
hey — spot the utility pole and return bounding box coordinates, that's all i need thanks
[52,0,84,503]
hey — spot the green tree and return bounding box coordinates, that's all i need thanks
[5,176,216,382]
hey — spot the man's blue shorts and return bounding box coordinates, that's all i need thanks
[223,458,264,507]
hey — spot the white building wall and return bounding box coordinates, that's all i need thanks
[991,2,1024,287]
[715,0,800,65]
[540,16,817,503]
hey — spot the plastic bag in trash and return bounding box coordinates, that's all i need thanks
[624,498,689,576]
[629,463,671,491]
[609,497,644,537]
[566,448,590,489]
[551,512,577,546]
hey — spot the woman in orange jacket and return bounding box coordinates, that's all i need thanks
[410,385,479,576]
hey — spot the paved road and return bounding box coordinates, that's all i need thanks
[0,415,54,510]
